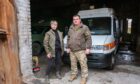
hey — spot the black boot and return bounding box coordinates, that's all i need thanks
[56,71,62,79]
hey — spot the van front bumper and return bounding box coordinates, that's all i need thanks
[87,53,114,68]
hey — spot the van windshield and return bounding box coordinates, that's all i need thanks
[82,17,111,35]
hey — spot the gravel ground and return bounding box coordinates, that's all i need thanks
[33,64,140,84]
[32,52,140,84]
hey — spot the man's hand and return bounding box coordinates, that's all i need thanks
[85,49,90,54]
[47,53,52,59]
[66,48,71,53]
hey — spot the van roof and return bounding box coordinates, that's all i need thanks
[78,8,114,19]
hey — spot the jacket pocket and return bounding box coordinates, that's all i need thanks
[79,38,86,49]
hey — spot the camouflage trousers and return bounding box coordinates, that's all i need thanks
[70,50,88,78]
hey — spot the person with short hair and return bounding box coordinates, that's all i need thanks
[44,20,64,84]
[67,15,92,84]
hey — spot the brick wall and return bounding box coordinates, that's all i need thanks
[14,0,34,81]
[14,0,46,83]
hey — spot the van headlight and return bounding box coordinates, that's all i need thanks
[92,41,116,50]
[103,41,116,50]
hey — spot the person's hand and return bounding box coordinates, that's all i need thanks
[47,53,52,59]
[85,49,90,54]
[66,48,71,53]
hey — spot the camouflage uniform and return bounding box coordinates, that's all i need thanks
[67,23,92,78]
[70,50,88,78]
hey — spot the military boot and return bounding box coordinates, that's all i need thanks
[56,71,62,79]
[68,74,77,82]
[80,78,87,84]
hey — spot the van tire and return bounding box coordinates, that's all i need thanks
[106,55,115,70]
[32,42,41,55]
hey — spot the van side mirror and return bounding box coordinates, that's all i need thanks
[114,32,117,38]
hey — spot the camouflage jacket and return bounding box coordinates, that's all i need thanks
[67,23,92,51]
[43,29,64,57]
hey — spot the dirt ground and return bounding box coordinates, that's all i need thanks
[30,50,140,84]
[33,64,140,84]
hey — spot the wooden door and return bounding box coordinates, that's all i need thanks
[0,0,22,84]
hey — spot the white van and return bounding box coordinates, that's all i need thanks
[63,8,120,69]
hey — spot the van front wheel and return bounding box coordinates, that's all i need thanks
[106,55,115,70]
[32,42,41,55]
